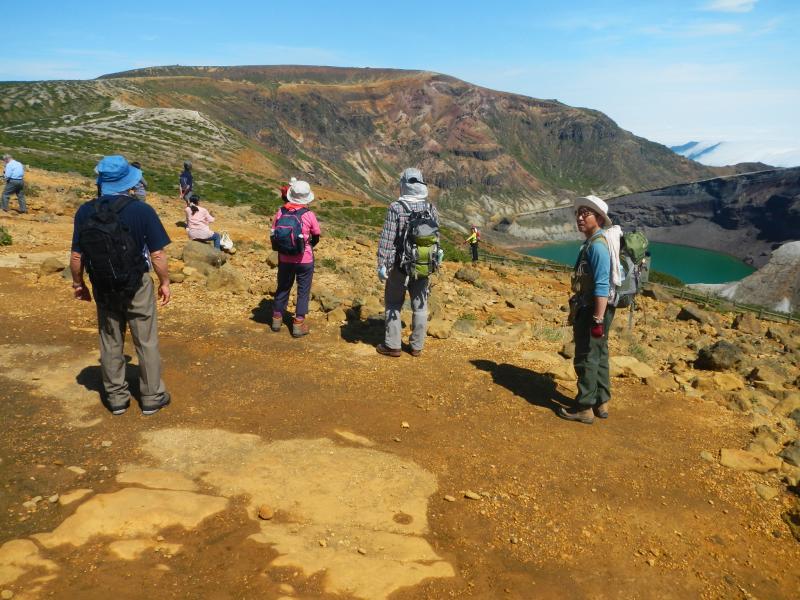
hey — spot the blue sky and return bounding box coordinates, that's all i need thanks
[2,0,798,153]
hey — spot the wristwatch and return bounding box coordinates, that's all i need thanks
[592,316,603,324]
[72,282,84,289]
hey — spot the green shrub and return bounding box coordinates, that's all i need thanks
[649,270,684,287]
[0,226,11,246]
[319,257,338,271]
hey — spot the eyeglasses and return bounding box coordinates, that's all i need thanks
[575,208,596,219]
[407,177,426,184]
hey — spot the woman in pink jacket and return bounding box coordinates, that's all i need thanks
[185,194,221,250]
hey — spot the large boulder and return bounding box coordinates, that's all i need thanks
[427,319,453,339]
[642,284,674,303]
[677,305,712,324]
[182,241,227,273]
[40,256,66,275]
[454,267,480,285]
[695,340,743,371]
[206,263,247,293]
[780,441,800,467]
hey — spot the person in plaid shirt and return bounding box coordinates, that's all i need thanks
[376,168,440,357]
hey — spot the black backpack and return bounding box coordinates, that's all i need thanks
[78,196,147,303]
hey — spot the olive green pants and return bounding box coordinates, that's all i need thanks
[573,306,615,407]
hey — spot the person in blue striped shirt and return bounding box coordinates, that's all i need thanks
[2,154,27,213]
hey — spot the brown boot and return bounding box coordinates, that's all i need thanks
[291,318,309,338]
[593,402,609,419]
[557,406,594,425]
[376,343,401,357]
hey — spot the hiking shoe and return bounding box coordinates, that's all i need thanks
[593,402,609,419]
[271,319,282,332]
[109,403,129,416]
[409,348,422,357]
[557,406,594,425]
[291,319,310,338]
[376,343,401,357]
[142,393,171,416]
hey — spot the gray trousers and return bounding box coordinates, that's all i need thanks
[384,267,429,351]
[96,273,167,409]
[1,179,26,212]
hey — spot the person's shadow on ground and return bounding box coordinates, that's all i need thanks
[251,298,289,327]
[76,355,141,410]
[471,359,572,415]
[339,317,385,346]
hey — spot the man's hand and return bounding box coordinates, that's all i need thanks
[158,282,171,306]
[377,265,388,282]
[73,283,92,302]
[590,322,604,338]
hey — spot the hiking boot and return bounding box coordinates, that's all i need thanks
[109,402,129,416]
[376,343,401,357]
[593,402,609,419]
[291,318,309,338]
[271,317,282,332]
[409,348,422,357]
[557,406,594,425]
[142,392,171,416]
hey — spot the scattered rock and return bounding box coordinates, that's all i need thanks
[258,504,274,520]
[318,539,328,547]
[510,536,518,544]
[720,449,782,473]
[546,361,576,382]
[39,256,66,275]
[101,440,112,448]
[357,547,367,555]
[677,305,712,324]
[454,268,480,284]
[1,590,14,599]
[642,285,674,303]
[206,263,247,293]
[169,271,186,283]
[67,466,86,475]
[265,252,279,268]
[317,293,342,312]
[755,484,779,501]
[700,451,715,462]
[427,319,453,339]
[645,373,679,392]
[610,356,655,379]
[464,491,481,500]
[732,312,762,335]
[401,421,410,429]
[443,495,456,502]
[779,442,800,467]
[693,372,745,392]
[452,319,477,335]
[559,341,575,360]
[695,341,743,371]
[782,502,800,542]
[48,494,59,503]
[773,393,800,417]
[521,350,561,366]
[327,306,348,323]
[58,488,93,506]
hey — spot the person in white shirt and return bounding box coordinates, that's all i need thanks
[2,154,26,214]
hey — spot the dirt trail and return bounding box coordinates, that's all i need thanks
[0,170,799,599]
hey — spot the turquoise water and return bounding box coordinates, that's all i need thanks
[522,240,756,284]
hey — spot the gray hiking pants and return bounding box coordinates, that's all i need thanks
[2,179,26,212]
[384,267,429,352]
[96,273,168,410]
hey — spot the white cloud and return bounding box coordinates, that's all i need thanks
[703,0,757,13]
[641,21,742,37]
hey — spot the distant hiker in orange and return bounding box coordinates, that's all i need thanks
[269,180,321,338]
[465,225,480,263]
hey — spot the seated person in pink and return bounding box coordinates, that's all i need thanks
[185,194,221,250]
[270,180,321,338]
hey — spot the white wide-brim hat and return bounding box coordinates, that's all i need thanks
[574,194,611,226]
[286,180,315,205]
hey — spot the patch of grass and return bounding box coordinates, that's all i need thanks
[0,226,12,246]
[649,270,684,287]
[533,325,565,342]
[459,312,477,321]
[628,342,649,363]
[319,257,338,271]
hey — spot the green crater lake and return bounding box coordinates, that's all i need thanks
[522,241,756,284]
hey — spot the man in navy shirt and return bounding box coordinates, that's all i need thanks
[71,155,173,416]
[179,161,193,204]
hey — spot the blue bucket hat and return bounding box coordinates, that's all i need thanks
[96,155,142,195]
